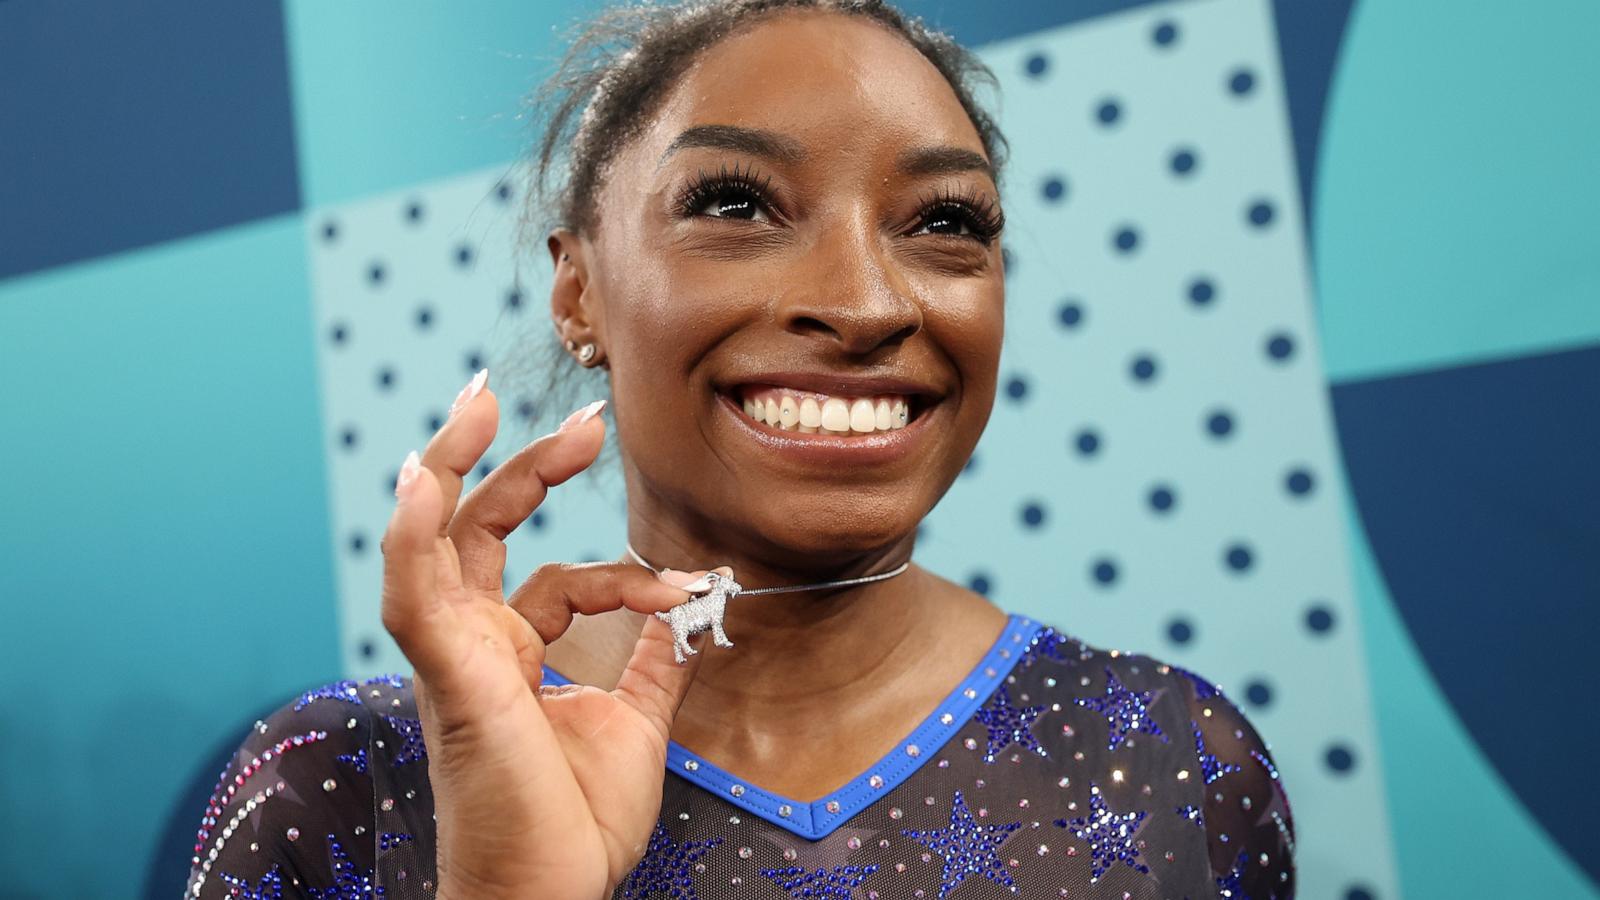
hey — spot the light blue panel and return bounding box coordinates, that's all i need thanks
[0,214,341,896]
[1339,487,1599,899]
[1314,0,1600,384]
[283,0,600,208]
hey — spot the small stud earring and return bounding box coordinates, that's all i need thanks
[578,343,597,364]
[564,338,577,352]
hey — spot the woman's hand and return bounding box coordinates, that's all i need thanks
[380,371,715,900]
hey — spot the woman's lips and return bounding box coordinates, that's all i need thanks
[714,389,938,464]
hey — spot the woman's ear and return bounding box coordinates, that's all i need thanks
[548,231,607,369]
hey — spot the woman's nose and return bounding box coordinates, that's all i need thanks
[775,231,923,355]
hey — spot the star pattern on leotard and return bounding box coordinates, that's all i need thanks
[218,862,285,899]
[760,864,879,899]
[974,685,1049,763]
[1054,783,1151,883]
[292,680,361,712]
[1172,665,1223,701]
[619,820,723,900]
[1216,849,1250,899]
[1021,627,1073,667]
[1192,720,1242,784]
[305,834,381,899]
[380,715,426,766]
[901,790,1024,900]
[1175,804,1206,829]
[336,745,367,774]
[1074,667,1168,750]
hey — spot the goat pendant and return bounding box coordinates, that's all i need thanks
[654,571,741,664]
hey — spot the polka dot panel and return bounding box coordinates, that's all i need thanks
[303,1,1397,897]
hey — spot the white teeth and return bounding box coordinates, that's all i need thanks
[799,397,822,428]
[819,397,851,432]
[763,397,779,426]
[874,399,892,431]
[744,398,756,418]
[892,398,908,428]
[779,395,799,428]
[849,399,876,433]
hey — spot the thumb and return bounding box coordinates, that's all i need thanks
[612,576,714,741]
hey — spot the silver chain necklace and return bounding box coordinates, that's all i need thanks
[624,542,911,663]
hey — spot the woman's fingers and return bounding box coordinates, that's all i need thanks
[420,369,500,539]
[506,561,701,645]
[449,402,607,593]
[614,612,710,741]
[380,455,469,678]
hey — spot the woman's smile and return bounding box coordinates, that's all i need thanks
[711,371,944,466]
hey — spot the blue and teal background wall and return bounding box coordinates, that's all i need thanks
[2,1,1595,897]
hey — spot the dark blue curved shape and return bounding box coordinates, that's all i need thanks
[1331,343,1600,887]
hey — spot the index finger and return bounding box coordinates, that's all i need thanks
[450,399,608,592]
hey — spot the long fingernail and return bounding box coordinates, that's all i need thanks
[448,368,489,420]
[658,568,712,592]
[395,449,422,499]
[558,398,607,432]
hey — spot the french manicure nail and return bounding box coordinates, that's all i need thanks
[395,449,422,498]
[558,398,607,432]
[658,568,712,592]
[448,368,489,419]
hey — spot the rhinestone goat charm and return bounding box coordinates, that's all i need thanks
[654,571,740,664]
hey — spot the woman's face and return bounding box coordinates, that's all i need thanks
[558,10,1005,566]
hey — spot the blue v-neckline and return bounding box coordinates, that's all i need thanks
[541,611,1043,840]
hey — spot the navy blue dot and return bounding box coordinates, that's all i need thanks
[1096,98,1122,125]
[529,510,546,530]
[405,201,424,223]
[340,427,358,449]
[962,453,979,476]
[368,262,385,285]
[1266,331,1295,361]
[1112,226,1140,254]
[322,220,339,243]
[348,532,367,555]
[1148,484,1176,513]
[1286,467,1315,497]
[1091,558,1119,585]
[1205,409,1234,438]
[456,244,474,267]
[1169,148,1197,176]
[1245,680,1273,707]
[1325,743,1356,773]
[466,351,484,374]
[1001,245,1015,276]
[1152,20,1179,46]
[329,322,349,345]
[1248,200,1276,228]
[1188,277,1216,306]
[426,412,444,432]
[1020,501,1046,528]
[1307,603,1336,634]
[1345,887,1376,900]
[1041,176,1067,203]
[416,306,434,329]
[477,461,494,479]
[1167,617,1193,644]
[496,181,513,202]
[359,639,375,659]
[1005,376,1029,401]
[1057,301,1084,329]
[377,367,397,391]
[516,399,538,421]
[1224,542,1254,572]
[1075,428,1102,456]
[1025,53,1049,78]
[1229,67,1257,96]
[506,288,523,310]
[384,470,398,495]
[1130,354,1158,383]
[968,573,992,596]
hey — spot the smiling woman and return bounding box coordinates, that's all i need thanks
[184,2,1295,898]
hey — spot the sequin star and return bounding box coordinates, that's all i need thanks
[1054,783,1150,883]
[974,685,1048,763]
[381,715,426,766]
[1172,665,1223,701]
[379,831,414,851]
[1192,720,1242,784]
[218,863,284,899]
[1021,628,1072,667]
[362,672,406,689]
[619,820,723,900]
[901,790,1024,900]
[1175,804,1206,829]
[760,864,879,899]
[1216,849,1250,898]
[336,746,368,774]
[305,834,382,899]
[1073,667,1168,750]
[293,680,361,712]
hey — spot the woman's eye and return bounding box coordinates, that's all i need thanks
[691,187,770,223]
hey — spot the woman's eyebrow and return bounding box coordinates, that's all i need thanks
[658,124,995,183]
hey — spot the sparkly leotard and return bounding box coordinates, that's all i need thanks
[184,614,1296,898]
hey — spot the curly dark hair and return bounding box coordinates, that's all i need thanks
[493,0,1009,461]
